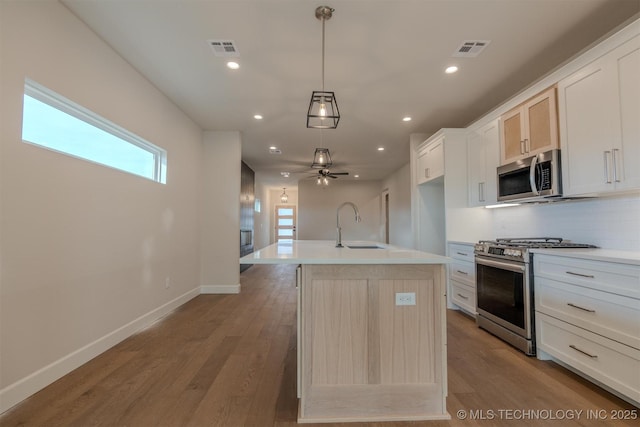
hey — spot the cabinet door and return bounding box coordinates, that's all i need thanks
[524,87,558,157]
[417,137,444,184]
[615,41,640,191]
[425,138,445,181]
[559,35,639,196]
[468,120,499,206]
[500,107,524,164]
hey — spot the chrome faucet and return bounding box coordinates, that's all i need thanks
[336,202,361,247]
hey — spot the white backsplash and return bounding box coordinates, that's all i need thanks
[492,194,640,251]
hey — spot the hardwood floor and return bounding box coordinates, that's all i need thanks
[1,264,637,426]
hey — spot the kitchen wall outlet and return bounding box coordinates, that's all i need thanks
[165,277,170,289]
[395,292,416,306]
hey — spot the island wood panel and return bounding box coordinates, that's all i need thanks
[378,278,436,384]
[299,264,448,423]
[310,279,368,385]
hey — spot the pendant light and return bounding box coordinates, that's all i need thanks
[280,187,289,203]
[307,6,340,129]
[311,148,332,169]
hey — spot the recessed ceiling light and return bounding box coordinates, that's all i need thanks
[227,61,240,70]
[269,146,277,150]
[402,117,412,122]
[377,147,385,151]
[445,65,458,74]
[254,114,263,120]
[354,174,360,178]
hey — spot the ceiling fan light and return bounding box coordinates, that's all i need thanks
[311,148,332,168]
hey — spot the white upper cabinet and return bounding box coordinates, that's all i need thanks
[468,120,499,207]
[558,34,640,196]
[416,135,445,185]
[499,86,559,165]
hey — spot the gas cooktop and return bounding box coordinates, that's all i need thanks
[474,237,598,261]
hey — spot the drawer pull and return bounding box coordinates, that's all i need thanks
[569,344,598,359]
[456,252,468,256]
[567,303,595,313]
[456,293,469,300]
[565,271,595,279]
[456,270,469,275]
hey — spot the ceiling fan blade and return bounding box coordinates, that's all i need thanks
[328,174,338,179]
[329,172,349,175]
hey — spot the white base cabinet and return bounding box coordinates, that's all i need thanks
[534,253,640,406]
[447,242,476,316]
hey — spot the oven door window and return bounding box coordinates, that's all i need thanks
[476,262,525,329]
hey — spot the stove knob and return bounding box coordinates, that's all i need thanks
[512,249,522,258]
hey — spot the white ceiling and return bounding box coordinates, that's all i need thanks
[61,0,639,187]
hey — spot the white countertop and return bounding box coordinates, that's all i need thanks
[531,248,640,265]
[240,240,451,265]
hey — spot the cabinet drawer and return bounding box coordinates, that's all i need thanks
[448,243,475,261]
[450,281,476,315]
[537,313,640,404]
[534,254,640,299]
[449,260,475,286]
[536,277,640,350]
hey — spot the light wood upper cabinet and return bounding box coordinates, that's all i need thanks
[558,34,640,196]
[416,135,444,184]
[499,86,559,165]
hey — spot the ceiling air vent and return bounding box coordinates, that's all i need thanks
[452,40,490,58]
[207,40,240,57]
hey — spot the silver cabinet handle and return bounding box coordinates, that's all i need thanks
[456,270,469,275]
[612,148,621,183]
[524,138,530,153]
[604,150,612,184]
[425,168,430,179]
[566,271,595,279]
[520,140,525,154]
[567,303,595,313]
[456,293,469,300]
[569,344,598,359]
[479,182,485,202]
[456,252,468,257]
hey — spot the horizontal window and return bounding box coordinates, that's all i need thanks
[21,79,167,183]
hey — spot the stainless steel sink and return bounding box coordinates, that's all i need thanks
[346,245,383,249]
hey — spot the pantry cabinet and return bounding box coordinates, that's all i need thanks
[468,120,499,207]
[534,252,640,406]
[416,135,445,185]
[499,86,559,165]
[558,34,640,196]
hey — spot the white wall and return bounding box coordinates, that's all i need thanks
[298,179,382,242]
[200,132,241,292]
[381,163,413,248]
[491,194,640,250]
[0,1,210,412]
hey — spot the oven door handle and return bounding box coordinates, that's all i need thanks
[476,257,526,273]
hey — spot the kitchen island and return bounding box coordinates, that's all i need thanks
[240,240,451,423]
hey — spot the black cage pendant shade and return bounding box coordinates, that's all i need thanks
[307,6,340,129]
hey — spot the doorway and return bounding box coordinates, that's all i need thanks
[275,205,297,243]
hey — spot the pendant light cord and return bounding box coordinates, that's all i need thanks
[321,16,325,92]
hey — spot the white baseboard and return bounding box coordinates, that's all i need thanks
[0,287,200,414]
[200,284,241,294]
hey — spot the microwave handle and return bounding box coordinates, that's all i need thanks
[529,155,540,195]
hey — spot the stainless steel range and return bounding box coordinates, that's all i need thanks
[474,237,597,355]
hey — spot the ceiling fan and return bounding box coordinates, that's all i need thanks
[308,148,349,185]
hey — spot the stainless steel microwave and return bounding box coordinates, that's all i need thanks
[497,149,562,202]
